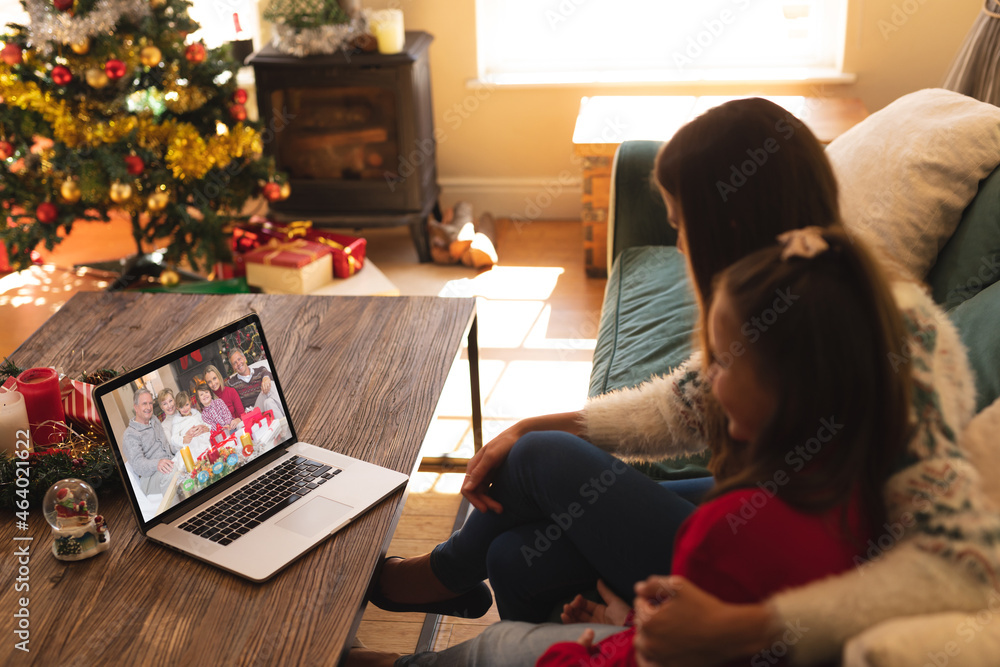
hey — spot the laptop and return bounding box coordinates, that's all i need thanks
[94,313,409,582]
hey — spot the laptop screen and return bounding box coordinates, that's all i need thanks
[95,314,296,526]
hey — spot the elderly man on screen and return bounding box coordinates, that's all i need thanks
[227,348,274,412]
[122,388,179,495]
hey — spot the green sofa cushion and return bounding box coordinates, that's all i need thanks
[590,246,710,480]
[927,166,1000,311]
[948,280,1000,413]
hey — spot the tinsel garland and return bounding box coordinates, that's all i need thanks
[270,17,365,57]
[0,75,263,181]
[0,364,121,509]
[25,0,152,55]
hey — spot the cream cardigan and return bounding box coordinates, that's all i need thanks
[580,281,999,664]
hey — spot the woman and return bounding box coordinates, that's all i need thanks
[364,98,999,666]
[204,364,243,431]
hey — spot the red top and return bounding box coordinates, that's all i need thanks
[215,385,244,420]
[536,488,867,667]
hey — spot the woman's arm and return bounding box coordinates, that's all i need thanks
[581,353,710,459]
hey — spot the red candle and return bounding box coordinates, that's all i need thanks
[16,367,66,448]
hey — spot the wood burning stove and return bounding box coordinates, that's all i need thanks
[249,32,439,261]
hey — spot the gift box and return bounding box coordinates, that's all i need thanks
[244,238,334,294]
[240,407,274,431]
[233,219,366,280]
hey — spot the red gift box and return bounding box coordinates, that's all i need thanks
[240,407,274,431]
[233,219,366,279]
[244,238,332,269]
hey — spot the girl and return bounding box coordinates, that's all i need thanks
[368,97,998,666]
[204,364,244,430]
[192,377,233,431]
[170,390,212,458]
[537,226,909,667]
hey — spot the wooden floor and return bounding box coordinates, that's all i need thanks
[0,218,608,655]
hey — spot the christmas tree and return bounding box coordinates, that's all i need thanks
[0,0,288,273]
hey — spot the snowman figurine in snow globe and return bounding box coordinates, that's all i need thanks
[43,479,111,561]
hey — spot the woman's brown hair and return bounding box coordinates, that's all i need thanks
[654,97,841,322]
[706,228,912,531]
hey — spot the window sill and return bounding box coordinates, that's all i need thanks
[468,68,856,89]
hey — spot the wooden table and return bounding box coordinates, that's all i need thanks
[1,292,481,666]
[573,95,870,277]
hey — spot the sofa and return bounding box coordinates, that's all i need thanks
[587,89,1000,665]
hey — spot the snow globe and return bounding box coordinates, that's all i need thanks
[43,478,111,561]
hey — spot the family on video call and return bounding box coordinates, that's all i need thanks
[122,336,286,504]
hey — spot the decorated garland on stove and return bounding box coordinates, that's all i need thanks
[0,360,121,509]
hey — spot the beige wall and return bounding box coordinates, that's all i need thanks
[273,0,985,218]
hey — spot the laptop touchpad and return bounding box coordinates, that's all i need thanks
[277,497,353,537]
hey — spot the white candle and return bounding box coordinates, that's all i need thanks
[0,390,32,457]
[370,9,405,55]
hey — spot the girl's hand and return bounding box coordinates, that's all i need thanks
[561,580,631,626]
[575,628,596,649]
[632,576,777,667]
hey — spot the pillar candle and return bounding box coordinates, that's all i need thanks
[0,390,31,457]
[370,9,405,55]
[16,367,67,449]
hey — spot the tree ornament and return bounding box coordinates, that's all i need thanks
[147,191,169,212]
[262,183,282,202]
[150,0,166,8]
[232,89,248,105]
[69,38,90,55]
[85,68,109,89]
[279,182,291,200]
[36,202,58,224]
[52,65,72,86]
[105,59,126,80]
[53,0,74,11]
[139,46,162,67]
[0,141,13,160]
[159,268,180,287]
[124,155,144,175]
[60,180,81,203]
[1,44,23,66]
[109,182,132,203]
[229,104,247,122]
[185,43,206,64]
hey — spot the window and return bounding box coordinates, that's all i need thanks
[476,0,848,85]
[187,0,261,49]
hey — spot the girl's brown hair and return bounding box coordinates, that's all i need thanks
[190,375,213,404]
[174,390,191,409]
[707,228,912,531]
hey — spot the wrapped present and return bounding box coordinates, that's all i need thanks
[59,377,101,430]
[233,218,366,280]
[244,238,334,294]
[240,407,274,431]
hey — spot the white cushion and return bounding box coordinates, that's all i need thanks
[826,89,1000,279]
[844,611,1000,667]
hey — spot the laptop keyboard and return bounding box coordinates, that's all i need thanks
[178,456,342,546]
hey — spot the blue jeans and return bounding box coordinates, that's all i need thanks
[429,431,701,622]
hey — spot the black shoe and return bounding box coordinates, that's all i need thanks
[368,557,493,619]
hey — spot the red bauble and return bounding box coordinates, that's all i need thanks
[52,65,72,86]
[105,59,126,80]
[124,155,144,175]
[185,43,206,64]
[0,141,13,160]
[53,0,74,10]
[262,183,282,202]
[36,202,58,224]
[229,104,247,122]
[232,89,248,105]
[1,44,23,66]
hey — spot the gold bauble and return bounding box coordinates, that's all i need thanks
[60,180,81,203]
[85,68,109,89]
[279,182,291,200]
[139,46,162,67]
[147,191,169,212]
[109,181,132,203]
[159,269,180,287]
[150,0,166,7]
[69,38,91,55]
